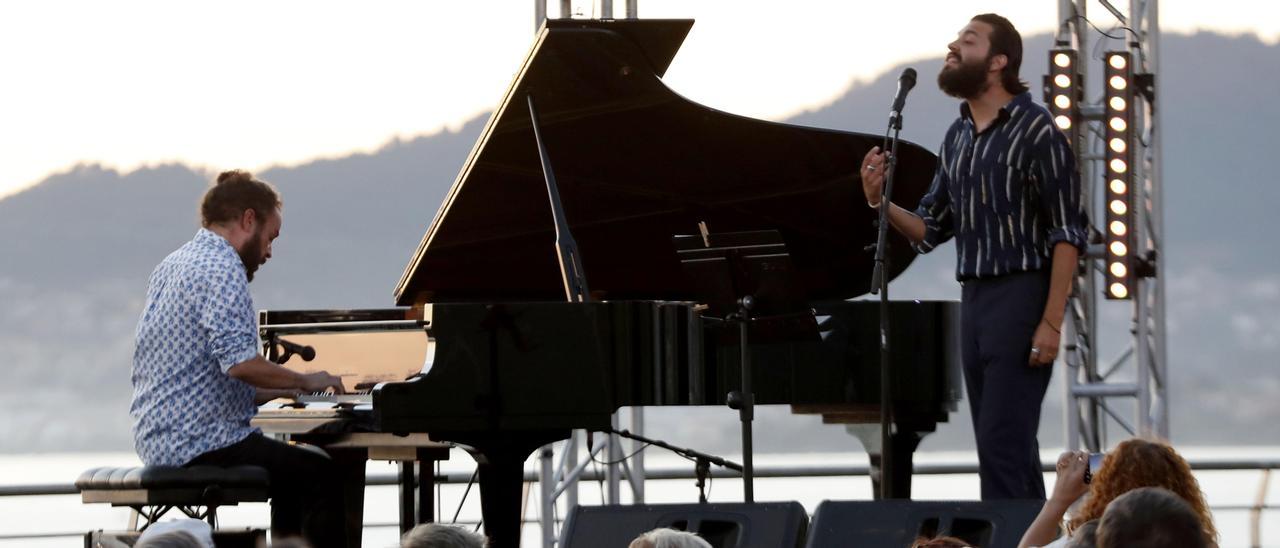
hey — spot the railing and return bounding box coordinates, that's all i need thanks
[2,458,1275,545]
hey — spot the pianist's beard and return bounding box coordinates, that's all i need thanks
[238,232,265,283]
[937,55,989,100]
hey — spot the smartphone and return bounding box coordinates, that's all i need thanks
[1083,452,1105,484]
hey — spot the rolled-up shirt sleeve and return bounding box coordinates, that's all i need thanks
[1033,122,1089,251]
[912,146,956,254]
[197,267,260,373]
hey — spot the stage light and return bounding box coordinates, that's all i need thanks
[1045,48,1079,143]
[1104,50,1135,300]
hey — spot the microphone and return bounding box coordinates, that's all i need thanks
[889,67,918,116]
[277,338,316,362]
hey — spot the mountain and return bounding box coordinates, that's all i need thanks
[1,31,1277,454]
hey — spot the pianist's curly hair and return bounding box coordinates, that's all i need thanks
[200,170,282,227]
[1068,438,1218,546]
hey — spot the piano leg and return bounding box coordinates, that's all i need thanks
[847,424,926,499]
[447,431,568,548]
[476,452,527,548]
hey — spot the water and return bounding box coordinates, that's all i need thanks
[1,448,1277,547]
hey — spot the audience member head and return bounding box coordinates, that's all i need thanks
[1068,438,1216,544]
[910,535,973,547]
[1096,487,1207,548]
[400,523,487,548]
[628,527,713,548]
[135,519,213,548]
[1064,519,1098,548]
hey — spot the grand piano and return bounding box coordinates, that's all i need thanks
[254,18,960,548]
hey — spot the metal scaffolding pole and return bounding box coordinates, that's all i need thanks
[1057,0,1168,452]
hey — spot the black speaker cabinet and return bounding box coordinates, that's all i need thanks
[804,500,1043,548]
[561,501,809,548]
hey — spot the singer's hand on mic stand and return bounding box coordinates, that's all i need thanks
[860,146,888,208]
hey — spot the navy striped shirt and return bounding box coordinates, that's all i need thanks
[913,92,1089,280]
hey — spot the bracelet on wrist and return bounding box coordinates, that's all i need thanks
[1042,317,1061,333]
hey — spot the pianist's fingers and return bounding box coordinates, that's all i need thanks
[325,373,346,395]
[301,371,347,394]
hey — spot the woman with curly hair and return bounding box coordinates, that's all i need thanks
[1017,438,1217,547]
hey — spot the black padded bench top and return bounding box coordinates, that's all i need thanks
[78,466,270,507]
[77,466,270,490]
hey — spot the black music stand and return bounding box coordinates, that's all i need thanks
[673,228,817,503]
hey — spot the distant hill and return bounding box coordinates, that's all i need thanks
[1,31,1277,454]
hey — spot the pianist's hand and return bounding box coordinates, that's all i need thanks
[301,371,346,394]
[255,388,303,405]
[860,146,888,207]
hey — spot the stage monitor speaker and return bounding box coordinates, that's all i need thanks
[804,500,1042,548]
[561,501,808,548]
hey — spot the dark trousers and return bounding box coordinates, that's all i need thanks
[188,432,349,548]
[961,270,1054,500]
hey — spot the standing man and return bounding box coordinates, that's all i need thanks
[860,14,1088,500]
[130,170,350,546]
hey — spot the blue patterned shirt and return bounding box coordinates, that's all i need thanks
[913,92,1089,280]
[130,229,261,466]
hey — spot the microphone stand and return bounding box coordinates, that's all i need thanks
[869,107,905,500]
[611,428,743,504]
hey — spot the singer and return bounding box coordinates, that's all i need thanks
[129,170,352,547]
[860,14,1088,500]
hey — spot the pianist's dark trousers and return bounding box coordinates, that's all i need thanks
[188,432,349,548]
[961,270,1054,501]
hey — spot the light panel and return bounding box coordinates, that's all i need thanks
[1045,48,1079,147]
[1104,51,1135,300]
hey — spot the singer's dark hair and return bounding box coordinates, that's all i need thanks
[972,13,1029,95]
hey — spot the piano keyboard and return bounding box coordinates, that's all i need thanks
[297,391,372,405]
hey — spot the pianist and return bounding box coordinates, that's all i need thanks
[129,170,350,547]
[860,14,1088,500]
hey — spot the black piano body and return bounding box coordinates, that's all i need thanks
[255,18,959,548]
[259,298,959,547]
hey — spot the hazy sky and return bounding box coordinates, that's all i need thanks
[0,0,1275,199]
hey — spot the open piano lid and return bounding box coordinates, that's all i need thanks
[394,18,937,306]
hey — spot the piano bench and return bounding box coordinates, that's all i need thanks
[76,465,270,530]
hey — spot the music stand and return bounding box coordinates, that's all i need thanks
[673,228,817,503]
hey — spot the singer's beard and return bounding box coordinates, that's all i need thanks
[937,57,990,99]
